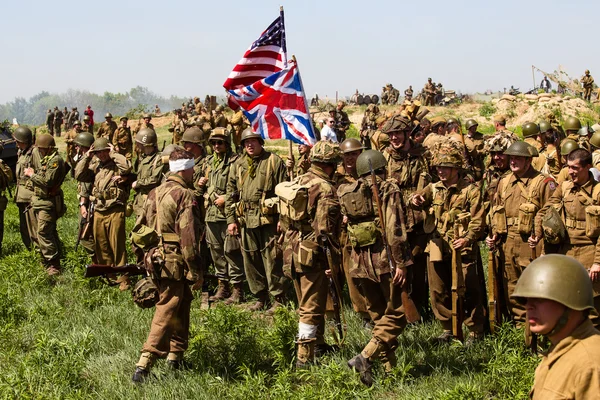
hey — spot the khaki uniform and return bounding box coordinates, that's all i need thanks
[492,167,556,324]
[384,143,432,314]
[593,148,600,170]
[465,131,485,181]
[524,137,547,171]
[204,151,244,284]
[422,133,445,151]
[424,82,436,106]
[530,319,600,399]
[212,112,228,129]
[112,126,133,161]
[230,110,247,151]
[334,110,351,142]
[97,120,118,142]
[75,152,132,266]
[29,150,67,268]
[411,178,487,334]
[73,153,95,255]
[133,152,166,217]
[0,160,12,254]
[582,74,594,101]
[539,176,600,325]
[556,167,570,185]
[46,111,54,135]
[133,121,154,135]
[63,128,79,170]
[53,110,63,137]
[540,145,561,178]
[226,150,287,299]
[15,145,39,249]
[137,175,200,363]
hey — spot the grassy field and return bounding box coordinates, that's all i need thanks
[0,124,541,399]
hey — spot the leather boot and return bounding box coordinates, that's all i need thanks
[223,283,245,305]
[296,339,316,369]
[46,262,61,277]
[347,338,384,387]
[246,293,269,312]
[264,294,286,316]
[133,352,155,383]
[379,349,397,373]
[209,280,231,302]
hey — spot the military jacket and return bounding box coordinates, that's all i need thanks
[582,74,595,88]
[204,151,239,223]
[482,166,511,215]
[422,133,445,150]
[112,126,133,159]
[593,149,600,170]
[226,150,286,228]
[15,145,39,203]
[540,145,561,178]
[97,120,118,142]
[75,152,132,212]
[334,110,350,133]
[29,150,66,210]
[135,152,165,195]
[294,153,311,176]
[212,113,228,129]
[334,164,357,188]
[133,121,154,134]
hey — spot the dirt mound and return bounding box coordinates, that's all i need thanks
[491,94,593,126]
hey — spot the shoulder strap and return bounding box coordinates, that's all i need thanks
[261,153,276,204]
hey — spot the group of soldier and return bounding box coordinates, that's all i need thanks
[46,105,97,137]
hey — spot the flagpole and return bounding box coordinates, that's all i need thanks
[281,6,295,179]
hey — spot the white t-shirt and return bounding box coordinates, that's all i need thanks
[320,125,338,143]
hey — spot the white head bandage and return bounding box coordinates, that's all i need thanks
[169,158,195,172]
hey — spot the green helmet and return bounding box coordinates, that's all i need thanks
[560,139,579,156]
[215,105,224,112]
[162,144,183,157]
[511,254,595,313]
[465,119,478,130]
[35,133,55,149]
[135,128,157,147]
[311,141,341,164]
[142,113,152,119]
[73,120,82,127]
[209,127,230,144]
[564,116,582,131]
[356,149,387,177]
[132,277,159,309]
[181,127,204,144]
[446,117,461,126]
[590,131,600,149]
[381,115,411,134]
[240,127,264,145]
[74,132,94,148]
[484,131,519,153]
[340,138,364,154]
[83,115,90,122]
[504,141,533,158]
[13,126,33,143]
[91,137,110,152]
[105,112,113,118]
[522,122,540,138]
[538,120,552,133]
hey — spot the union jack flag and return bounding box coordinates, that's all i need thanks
[227,62,317,146]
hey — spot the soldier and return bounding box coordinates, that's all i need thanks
[423,78,436,106]
[230,109,248,153]
[112,116,133,161]
[286,143,312,176]
[276,141,341,368]
[97,112,118,142]
[133,113,154,135]
[226,128,288,312]
[73,131,96,255]
[464,119,485,181]
[581,69,594,101]
[511,255,600,399]
[413,118,431,145]
[381,115,432,316]
[24,134,66,276]
[154,104,161,116]
[171,111,191,145]
[538,148,600,324]
[422,116,447,150]
[75,137,132,288]
[590,131,600,168]
[132,129,166,217]
[13,126,39,249]
[63,107,69,130]
[64,120,83,173]
[46,109,54,135]
[53,107,63,137]
[360,104,380,149]
[83,115,93,134]
[0,144,13,255]
[556,139,580,185]
[522,122,547,172]
[410,139,486,343]
[380,86,389,105]
[132,148,202,383]
[342,150,412,386]
[69,107,79,127]
[493,114,511,134]
[539,120,561,178]
[333,101,351,143]
[564,116,584,143]
[486,141,556,327]
[212,105,228,129]
[482,131,519,212]
[194,97,203,115]
[404,86,413,101]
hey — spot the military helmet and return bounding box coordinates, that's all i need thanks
[564,116,582,131]
[522,122,540,138]
[585,69,590,74]
[465,119,478,130]
[511,254,595,314]
[560,139,579,156]
[83,115,91,122]
[578,126,594,137]
[215,105,224,112]
[120,116,128,122]
[35,133,55,149]
[504,141,533,158]
[91,137,110,152]
[356,149,387,177]
[181,127,204,144]
[142,113,152,119]
[484,131,519,153]
[381,115,412,134]
[339,138,364,154]
[311,141,341,164]
[446,117,460,126]
[209,127,230,144]
[135,128,157,147]
[240,127,264,145]
[74,132,94,148]
[538,120,552,133]
[105,112,113,118]
[161,144,184,164]
[73,120,82,126]
[132,277,159,309]
[13,126,33,143]
[431,138,463,168]
[590,131,600,149]
[430,116,447,129]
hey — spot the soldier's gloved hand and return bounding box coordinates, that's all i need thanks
[590,264,600,283]
[485,234,498,250]
[392,267,406,286]
[227,223,239,236]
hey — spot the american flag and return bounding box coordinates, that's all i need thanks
[227,61,317,146]
[223,12,287,90]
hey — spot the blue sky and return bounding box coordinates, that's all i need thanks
[0,0,596,103]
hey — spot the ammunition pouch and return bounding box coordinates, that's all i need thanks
[131,224,160,251]
[338,180,374,220]
[347,220,380,248]
[426,236,444,262]
[260,197,279,216]
[517,203,538,235]
[490,205,507,235]
[585,205,600,237]
[296,239,319,268]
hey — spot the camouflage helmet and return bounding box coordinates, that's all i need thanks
[431,138,463,168]
[83,115,91,122]
[429,116,447,129]
[560,139,579,156]
[35,133,55,149]
[91,137,111,152]
[564,116,582,131]
[522,122,540,138]
[504,141,534,158]
[135,128,157,147]
[73,120,82,126]
[240,127,264,145]
[142,113,152,119]
[356,149,387,177]
[215,105,224,112]
[484,131,519,153]
[132,277,159,309]
[209,127,230,144]
[465,119,478,130]
[590,131,600,149]
[181,127,204,144]
[381,115,412,134]
[74,132,94,148]
[511,254,595,314]
[538,120,552,133]
[105,112,113,119]
[12,126,33,143]
[339,138,364,154]
[310,141,341,164]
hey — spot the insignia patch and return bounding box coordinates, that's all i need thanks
[549,181,557,191]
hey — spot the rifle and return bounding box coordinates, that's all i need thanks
[451,219,465,342]
[368,160,421,323]
[80,201,95,243]
[487,233,501,334]
[320,235,345,344]
[530,226,537,261]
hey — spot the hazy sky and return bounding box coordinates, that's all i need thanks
[0,0,596,104]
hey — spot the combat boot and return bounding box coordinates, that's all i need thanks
[223,283,245,305]
[296,339,316,369]
[166,351,192,370]
[209,280,231,303]
[347,338,384,387]
[246,293,269,312]
[264,294,286,316]
[379,349,397,373]
[132,352,155,383]
[46,261,61,277]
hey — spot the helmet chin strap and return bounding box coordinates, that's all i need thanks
[546,308,570,337]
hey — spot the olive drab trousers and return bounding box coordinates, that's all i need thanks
[35,208,61,266]
[93,207,127,266]
[205,221,245,284]
[18,203,38,250]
